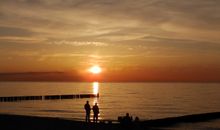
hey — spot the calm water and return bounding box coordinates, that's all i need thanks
[0,82,220,121]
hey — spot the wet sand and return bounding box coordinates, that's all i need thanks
[1,112,220,130]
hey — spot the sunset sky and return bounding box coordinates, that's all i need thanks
[0,0,220,82]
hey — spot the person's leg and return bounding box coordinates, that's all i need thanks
[86,114,89,122]
[95,115,98,123]
[93,115,95,122]
[88,113,90,122]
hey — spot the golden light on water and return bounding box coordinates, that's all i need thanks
[92,82,99,119]
[93,82,99,95]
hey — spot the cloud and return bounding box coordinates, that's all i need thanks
[48,40,108,46]
[1,0,220,44]
[0,0,220,74]
[0,36,45,44]
[0,26,34,37]
[37,53,87,61]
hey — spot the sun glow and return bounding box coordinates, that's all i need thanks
[89,65,102,74]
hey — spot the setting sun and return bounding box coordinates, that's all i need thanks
[89,66,102,74]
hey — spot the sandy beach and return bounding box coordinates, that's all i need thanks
[1,112,220,130]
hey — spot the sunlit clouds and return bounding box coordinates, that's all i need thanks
[0,0,220,81]
[48,40,108,46]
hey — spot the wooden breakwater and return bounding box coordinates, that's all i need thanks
[0,93,99,102]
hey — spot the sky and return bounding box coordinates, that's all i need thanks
[0,0,220,82]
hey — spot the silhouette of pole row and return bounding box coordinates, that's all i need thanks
[0,93,99,102]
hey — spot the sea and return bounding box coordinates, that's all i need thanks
[0,82,220,129]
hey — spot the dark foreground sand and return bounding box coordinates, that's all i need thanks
[1,112,220,130]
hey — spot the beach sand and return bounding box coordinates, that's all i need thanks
[1,112,220,130]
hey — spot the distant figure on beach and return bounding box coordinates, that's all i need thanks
[84,101,91,122]
[134,116,140,123]
[124,113,133,124]
[118,113,134,129]
[92,103,99,123]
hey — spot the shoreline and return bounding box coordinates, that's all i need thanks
[1,112,220,130]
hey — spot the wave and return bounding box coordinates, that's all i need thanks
[38,109,79,114]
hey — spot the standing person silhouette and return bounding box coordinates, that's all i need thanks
[92,103,99,123]
[84,101,91,122]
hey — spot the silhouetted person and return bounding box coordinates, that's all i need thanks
[92,103,99,123]
[134,116,140,123]
[124,113,132,124]
[84,101,91,122]
[119,113,133,130]
[134,116,140,129]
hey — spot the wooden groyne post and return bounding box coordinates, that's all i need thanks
[0,93,99,102]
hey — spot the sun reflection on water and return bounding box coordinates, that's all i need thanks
[92,82,102,120]
[93,82,99,95]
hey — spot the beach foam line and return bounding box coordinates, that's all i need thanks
[0,93,99,102]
